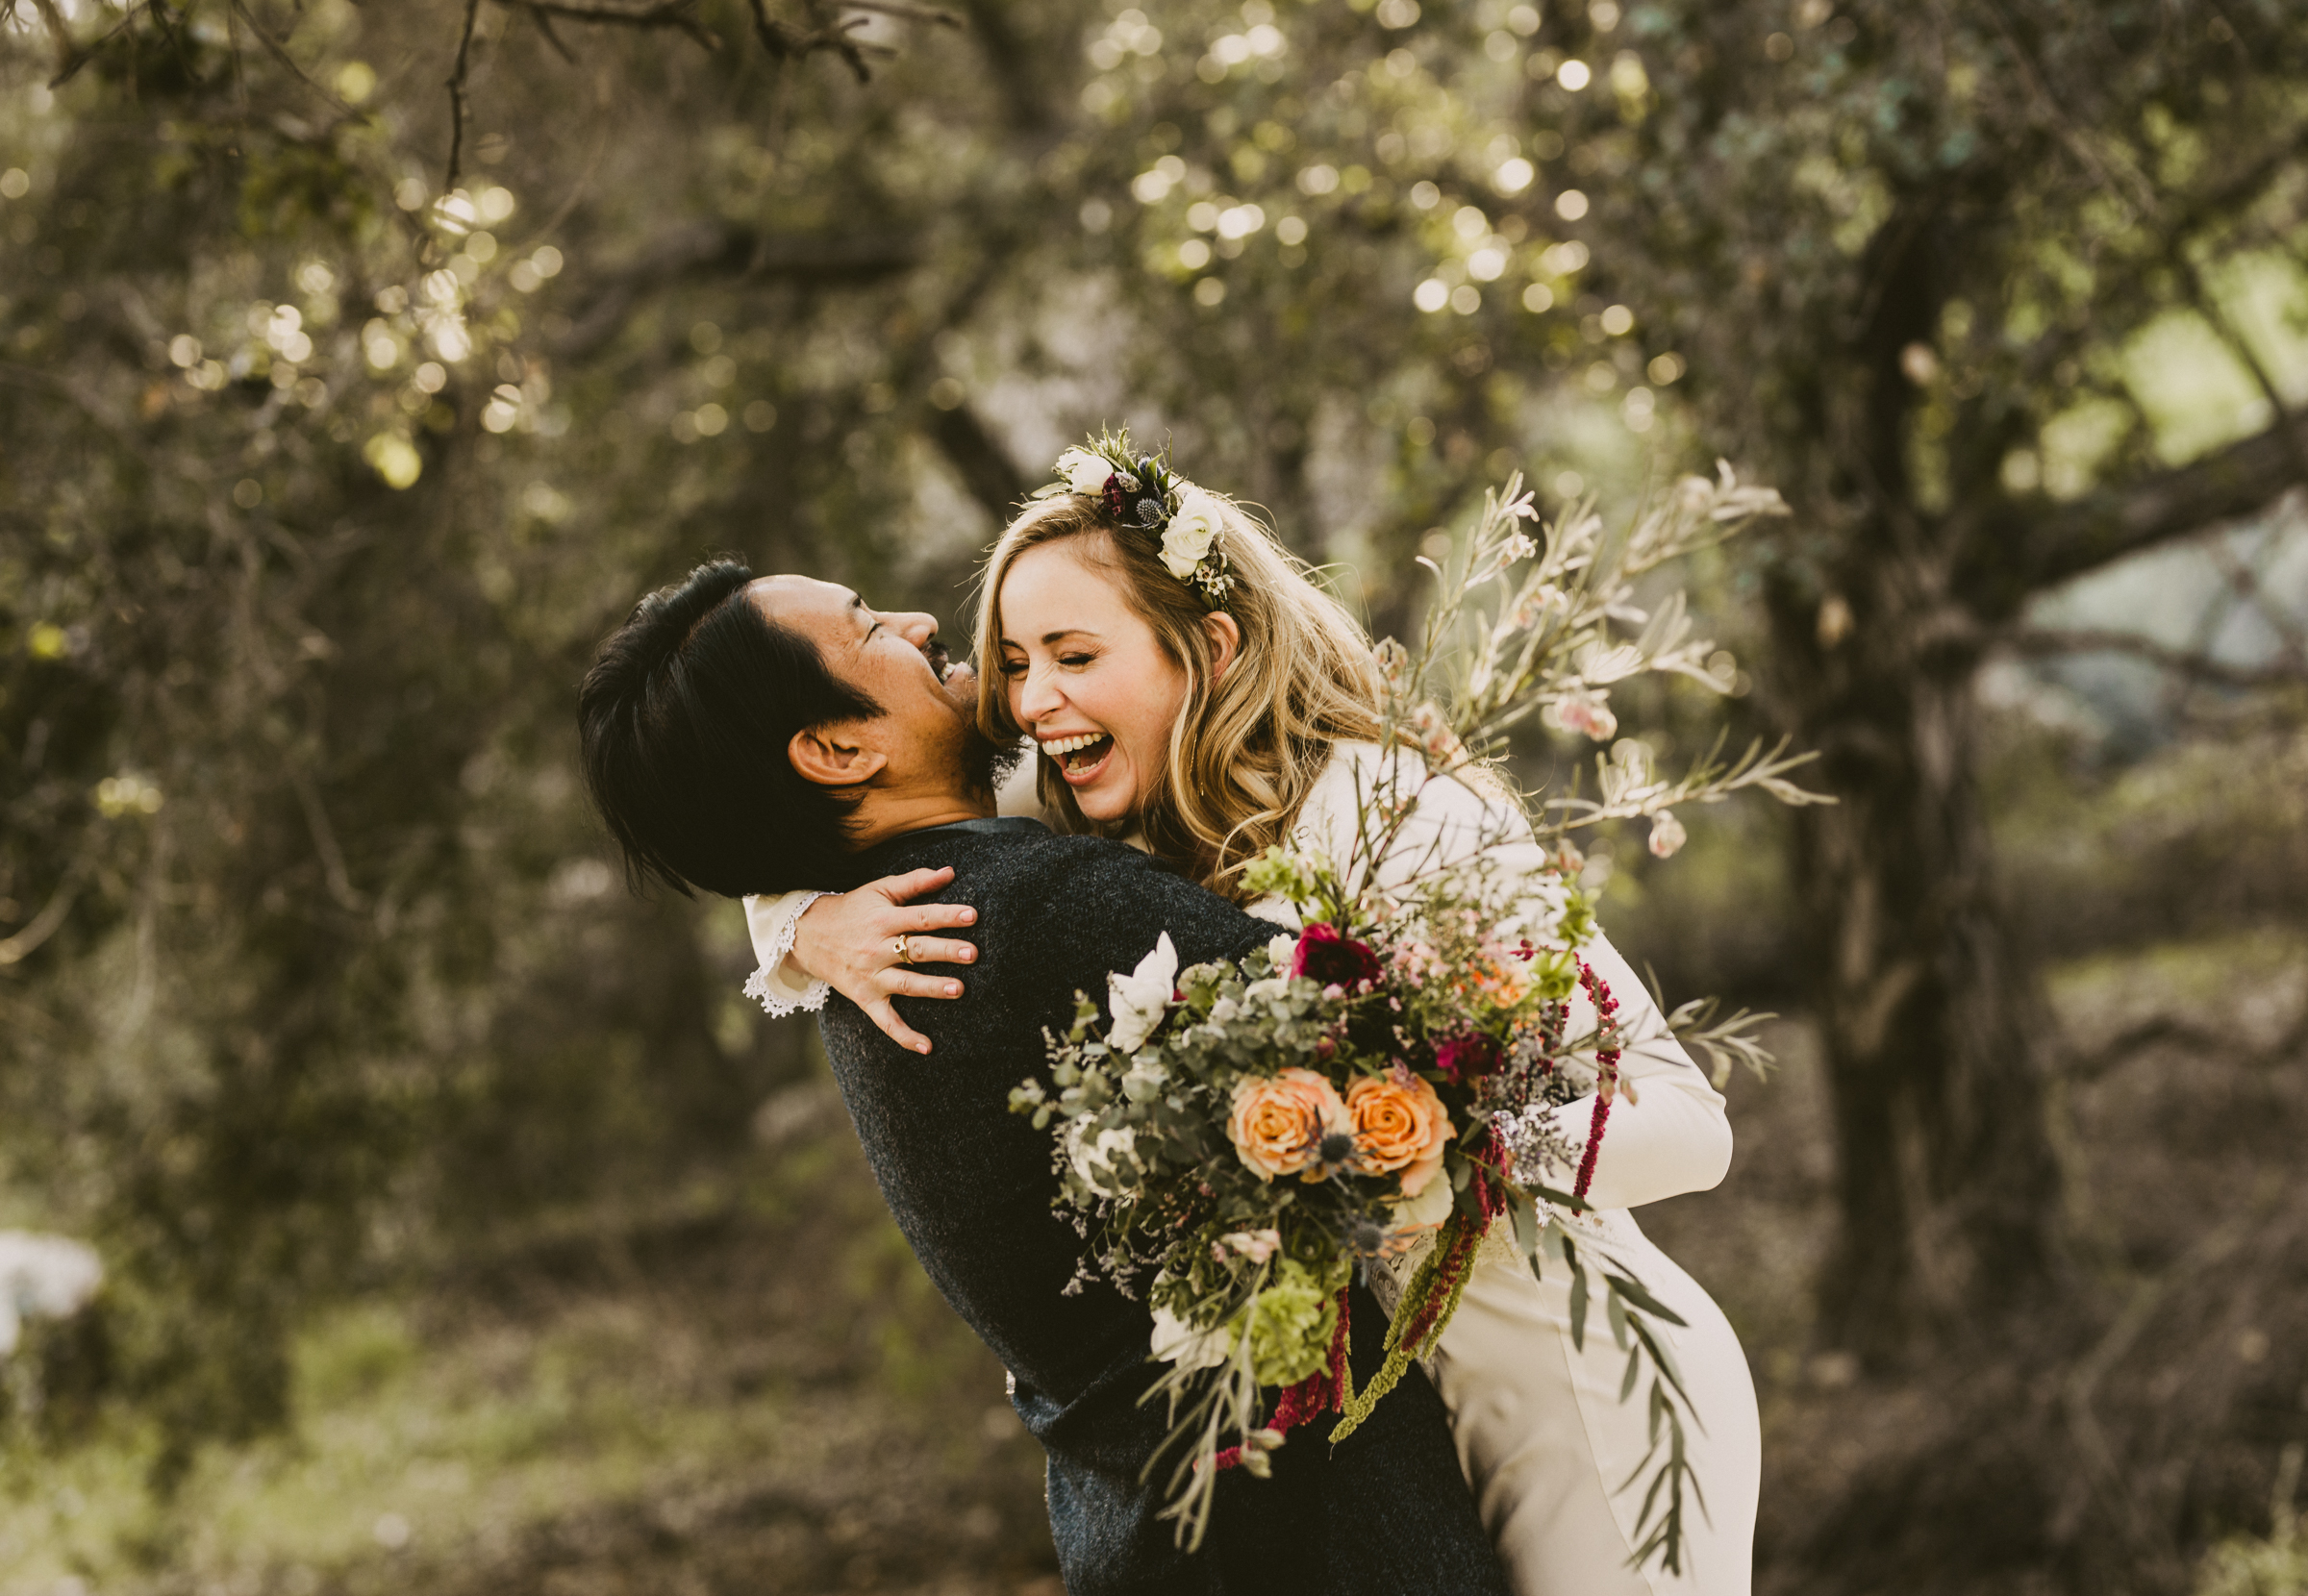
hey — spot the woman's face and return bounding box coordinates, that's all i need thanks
[997,537,1188,825]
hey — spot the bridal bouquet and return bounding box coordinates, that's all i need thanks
[1011,466,1826,1563]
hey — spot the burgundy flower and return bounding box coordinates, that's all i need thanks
[1432,1032,1501,1085]
[1292,922,1383,991]
[1100,474,1129,520]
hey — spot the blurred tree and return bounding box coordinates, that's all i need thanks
[8,0,2303,1537]
[1492,0,2308,1353]
[0,0,973,1476]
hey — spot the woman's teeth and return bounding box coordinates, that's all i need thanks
[1042,732,1112,771]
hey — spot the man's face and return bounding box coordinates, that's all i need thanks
[749,575,985,784]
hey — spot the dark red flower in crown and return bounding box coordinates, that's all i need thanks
[1100,474,1130,520]
[1432,1032,1502,1085]
[1292,922,1384,990]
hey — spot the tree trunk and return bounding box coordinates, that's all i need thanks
[1766,544,2067,1359]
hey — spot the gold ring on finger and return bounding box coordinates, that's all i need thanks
[892,935,914,965]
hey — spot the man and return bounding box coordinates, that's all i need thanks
[581,561,1511,1595]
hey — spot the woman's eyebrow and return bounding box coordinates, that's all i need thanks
[1040,627,1099,645]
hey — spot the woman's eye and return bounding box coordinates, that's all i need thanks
[997,659,1027,676]
[1059,653,1093,667]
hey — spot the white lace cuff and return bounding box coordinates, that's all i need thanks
[742,890,832,1017]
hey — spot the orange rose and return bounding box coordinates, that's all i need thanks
[1347,1072,1455,1197]
[1229,1068,1352,1183]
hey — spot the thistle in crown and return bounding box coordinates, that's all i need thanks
[1041,429,1236,607]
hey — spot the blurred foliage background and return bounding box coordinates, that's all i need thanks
[3,0,2307,1592]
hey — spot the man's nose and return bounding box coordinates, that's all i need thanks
[880,609,940,648]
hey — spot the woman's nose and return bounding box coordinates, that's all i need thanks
[1014,663,1063,723]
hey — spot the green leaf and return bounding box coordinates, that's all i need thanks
[1563,1235,1591,1353]
[1508,1187,1540,1267]
[1602,1269,1691,1329]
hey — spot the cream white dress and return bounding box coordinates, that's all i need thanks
[744,744,1760,1594]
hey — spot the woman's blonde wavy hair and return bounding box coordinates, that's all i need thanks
[973,490,1383,901]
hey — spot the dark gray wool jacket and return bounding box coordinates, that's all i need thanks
[816,816,1511,1596]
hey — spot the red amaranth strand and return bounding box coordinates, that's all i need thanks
[1214,1282,1353,1472]
[1571,961,1621,1204]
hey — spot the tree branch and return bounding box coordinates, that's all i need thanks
[0,860,86,968]
[228,0,359,119]
[443,0,484,198]
[2011,415,2308,591]
[2004,626,2308,689]
[490,0,718,51]
[927,402,1027,522]
[952,0,1053,135]
[551,225,920,358]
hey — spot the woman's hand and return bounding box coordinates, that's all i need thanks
[789,866,978,1055]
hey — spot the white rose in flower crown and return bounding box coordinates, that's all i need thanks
[1107,932,1179,1055]
[1160,485,1224,580]
[1056,446,1114,495]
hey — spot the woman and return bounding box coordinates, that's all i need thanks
[747,458,1762,1594]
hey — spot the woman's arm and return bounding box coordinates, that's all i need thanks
[741,748,1049,1054]
[744,869,982,1055]
[1543,931,1733,1210]
[1320,751,1732,1209]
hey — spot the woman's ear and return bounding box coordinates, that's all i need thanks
[789,723,888,788]
[1203,611,1242,684]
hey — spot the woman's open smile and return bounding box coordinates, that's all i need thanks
[1041,730,1116,783]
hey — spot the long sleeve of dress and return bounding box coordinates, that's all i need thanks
[742,891,832,1015]
[1287,744,1731,1212]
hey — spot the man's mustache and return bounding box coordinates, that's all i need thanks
[921,636,954,684]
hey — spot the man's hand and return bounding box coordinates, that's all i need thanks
[790,866,978,1055]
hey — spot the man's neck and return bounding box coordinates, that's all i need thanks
[846,785,998,852]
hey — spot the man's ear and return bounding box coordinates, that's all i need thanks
[1203,611,1242,685]
[789,721,888,788]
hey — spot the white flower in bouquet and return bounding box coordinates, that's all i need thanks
[1160,486,1224,580]
[1265,932,1299,972]
[1068,1125,1141,1197]
[0,1231,103,1358]
[1389,1168,1457,1236]
[1055,446,1114,494]
[1107,933,1179,1055]
[1150,1303,1232,1369]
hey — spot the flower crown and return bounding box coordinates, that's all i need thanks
[1037,431,1235,608]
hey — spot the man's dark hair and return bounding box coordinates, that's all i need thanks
[579,560,879,898]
